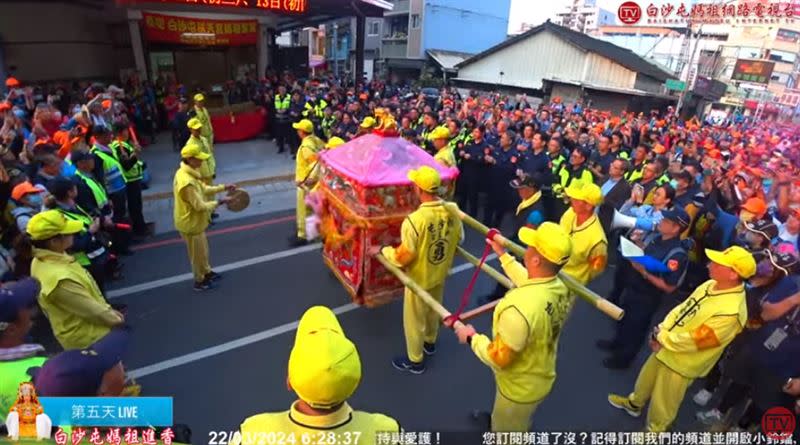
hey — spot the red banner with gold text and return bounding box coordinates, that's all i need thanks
[142,12,257,46]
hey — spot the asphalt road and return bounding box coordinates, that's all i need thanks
[108,210,712,444]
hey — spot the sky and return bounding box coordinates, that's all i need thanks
[508,0,617,34]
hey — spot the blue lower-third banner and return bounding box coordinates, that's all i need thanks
[39,397,173,427]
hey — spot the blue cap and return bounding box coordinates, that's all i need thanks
[0,278,41,327]
[661,207,691,229]
[34,328,131,396]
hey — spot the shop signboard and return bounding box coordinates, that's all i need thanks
[120,0,307,14]
[142,12,257,46]
[731,59,775,85]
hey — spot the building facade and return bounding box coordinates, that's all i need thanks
[379,0,511,79]
[324,17,382,81]
[554,0,616,34]
[454,21,678,113]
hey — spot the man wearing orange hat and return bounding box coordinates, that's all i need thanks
[230,306,399,442]
[10,181,45,233]
[382,166,462,375]
[609,246,754,432]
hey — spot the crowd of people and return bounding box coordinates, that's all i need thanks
[1,68,800,441]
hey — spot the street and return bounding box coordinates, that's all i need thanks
[109,207,708,442]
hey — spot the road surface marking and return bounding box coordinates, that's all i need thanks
[107,243,321,299]
[134,215,295,251]
[126,254,497,379]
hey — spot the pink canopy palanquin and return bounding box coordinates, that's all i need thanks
[316,133,458,306]
[320,133,458,188]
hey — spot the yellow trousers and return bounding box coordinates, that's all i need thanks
[629,353,693,432]
[491,388,541,432]
[181,232,212,282]
[403,284,443,363]
[296,187,308,239]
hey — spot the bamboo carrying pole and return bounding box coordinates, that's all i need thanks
[456,246,515,290]
[374,254,466,330]
[448,206,625,321]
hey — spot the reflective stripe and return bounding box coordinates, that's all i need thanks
[87,246,106,259]
[91,146,127,193]
[75,171,108,209]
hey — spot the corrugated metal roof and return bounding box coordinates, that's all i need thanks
[457,20,677,82]
[426,49,474,72]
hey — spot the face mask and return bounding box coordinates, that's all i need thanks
[696,173,704,184]
[26,194,43,208]
[669,179,679,190]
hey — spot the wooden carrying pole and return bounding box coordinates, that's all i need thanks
[448,206,624,321]
[375,254,466,330]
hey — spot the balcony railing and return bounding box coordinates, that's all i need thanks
[382,40,408,58]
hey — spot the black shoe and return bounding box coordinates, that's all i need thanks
[603,357,631,370]
[205,271,222,282]
[193,279,214,292]
[211,213,220,220]
[291,154,297,160]
[288,236,309,247]
[423,342,436,356]
[471,410,491,430]
[596,339,618,351]
[277,149,285,154]
[391,356,425,375]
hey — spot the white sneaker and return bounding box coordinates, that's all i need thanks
[696,408,723,425]
[693,389,713,407]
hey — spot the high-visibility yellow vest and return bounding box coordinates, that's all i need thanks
[56,206,94,267]
[656,280,747,378]
[110,140,143,183]
[274,94,291,112]
[75,171,108,209]
[492,276,571,403]
[32,248,111,350]
[625,161,647,183]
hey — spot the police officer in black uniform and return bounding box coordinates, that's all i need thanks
[457,126,489,218]
[480,171,548,303]
[598,208,691,369]
[483,130,520,229]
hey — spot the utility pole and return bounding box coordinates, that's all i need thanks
[333,22,339,77]
[676,22,701,115]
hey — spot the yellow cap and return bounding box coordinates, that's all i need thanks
[187,118,203,130]
[180,144,210,160]
[193,93,205,102]
[430,126,450,140]
[292,119,314,134]
[27,209,84,241]
[705,246,757,279]
[326,136,346,149]
[288,306,361,409]
[359,116,377,129]
[518,222,572,265]
[565,181,603,206]
[407,166,441,193]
